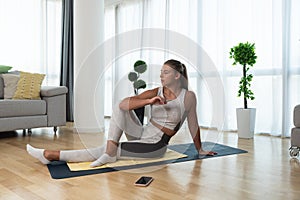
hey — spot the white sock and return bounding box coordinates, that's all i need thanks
[90,153,117,167]
[26,144,50,165]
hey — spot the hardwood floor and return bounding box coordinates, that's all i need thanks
[0,122,299,200]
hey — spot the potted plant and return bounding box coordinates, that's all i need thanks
[128,60,147,124]
[229,42,257,138]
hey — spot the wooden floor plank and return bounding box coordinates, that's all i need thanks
[0,122,300,200]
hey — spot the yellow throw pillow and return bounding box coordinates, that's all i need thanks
[13,72,45,100]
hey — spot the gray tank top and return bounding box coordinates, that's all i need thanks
[150,87,186,130]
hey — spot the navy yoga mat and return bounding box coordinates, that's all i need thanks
[47,142,247,179]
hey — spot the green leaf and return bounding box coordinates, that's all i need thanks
[128,72,138,82]
[0,65,13,73]
[133,79,146,89]
[134,60,147,74]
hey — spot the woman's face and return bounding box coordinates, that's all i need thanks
[160,64,180,87]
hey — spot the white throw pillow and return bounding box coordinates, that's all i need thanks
[2,74,20,99]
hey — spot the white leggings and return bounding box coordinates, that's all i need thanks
[60,146,106,162]
[60,106,168,162]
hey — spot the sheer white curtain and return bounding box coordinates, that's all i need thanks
[200,0,300,137]
[0,0,62,85]
[104,0,300,137]
[104,0,198,116]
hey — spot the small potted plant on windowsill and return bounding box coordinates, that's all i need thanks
[128,60,147,124]
[229,42,257,139]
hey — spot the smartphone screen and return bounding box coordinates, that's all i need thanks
[134,176,153,186]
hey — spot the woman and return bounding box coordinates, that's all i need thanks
[27,59,217,167]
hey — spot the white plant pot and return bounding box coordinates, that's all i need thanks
[236,108,256,139]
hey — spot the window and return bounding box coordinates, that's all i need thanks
[0,0,62,85]
[104,0,300,136]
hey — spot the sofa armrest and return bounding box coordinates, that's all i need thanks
[41,86,68,127]
[40,86,68,97]
[294,105,300,128]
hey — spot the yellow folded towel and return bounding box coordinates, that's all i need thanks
[67,149,187,171]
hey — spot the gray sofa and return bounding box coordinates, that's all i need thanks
[290,105,300,157]
[0,74,68,134]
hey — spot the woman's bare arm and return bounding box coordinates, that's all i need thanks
[119,88,165,111]
[185,91,217,155]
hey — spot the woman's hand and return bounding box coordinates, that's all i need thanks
[148,96,166,105]
[199,150,217,156]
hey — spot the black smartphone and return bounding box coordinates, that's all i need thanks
[134,176,154,187]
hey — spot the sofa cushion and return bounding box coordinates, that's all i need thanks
[13,71,45,100]
[0,99,46,118]
[0,71,20,99]
[2,74,20,99]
